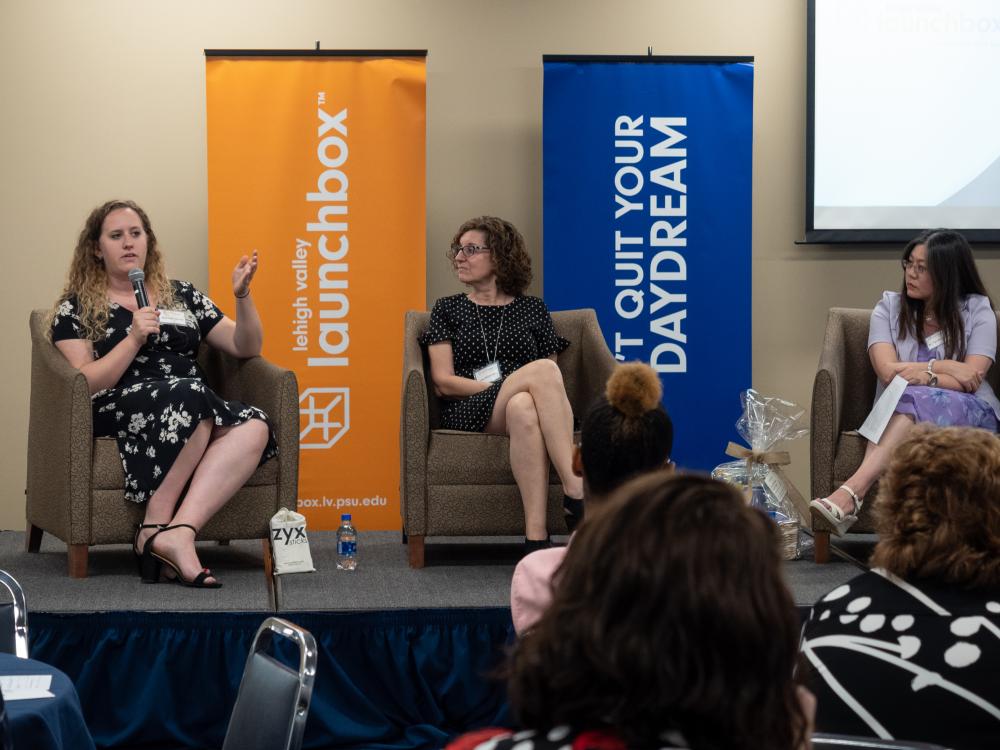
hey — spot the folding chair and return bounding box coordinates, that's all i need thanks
[0,571,28,658]
[222,617,317,750]
[813,733,951,750]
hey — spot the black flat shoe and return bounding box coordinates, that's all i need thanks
[563,495,585,533]
[140,524,222,589]
[522,537,553,557]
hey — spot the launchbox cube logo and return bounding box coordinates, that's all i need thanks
[299,387,350,448]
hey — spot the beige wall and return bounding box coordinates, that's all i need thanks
[2,0,995,530]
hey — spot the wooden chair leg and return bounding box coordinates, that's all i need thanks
[408,535,425,568]
[814,530,831,564]
[25,523,43,553]
[262,538,278,611]
[68,544,89,578]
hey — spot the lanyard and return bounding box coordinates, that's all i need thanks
[476,303,506,364]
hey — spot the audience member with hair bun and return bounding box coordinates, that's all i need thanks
[449,472,814,750]
[510,362,673,634]
[802,424,1000,749]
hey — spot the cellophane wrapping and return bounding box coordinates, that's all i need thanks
[711,389,811,559]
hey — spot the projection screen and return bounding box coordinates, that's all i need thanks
[806,0,1000,242]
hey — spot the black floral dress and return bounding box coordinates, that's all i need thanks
[51,280,277,503]
[419,294,570,431]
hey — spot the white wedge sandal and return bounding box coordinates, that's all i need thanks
[809,485,862,537]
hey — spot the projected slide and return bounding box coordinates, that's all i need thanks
[810,0,1000,238]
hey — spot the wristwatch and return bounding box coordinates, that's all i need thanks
[926,358,938,388]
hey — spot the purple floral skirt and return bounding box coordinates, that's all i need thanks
[895,385,999,432]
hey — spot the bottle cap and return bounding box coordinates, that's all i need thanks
[341,513,352,521]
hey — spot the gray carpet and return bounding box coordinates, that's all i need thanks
[0,529,872,613]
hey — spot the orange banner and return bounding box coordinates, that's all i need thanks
[206,55,426,530]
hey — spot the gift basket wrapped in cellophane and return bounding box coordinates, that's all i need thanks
[711,389,812,560]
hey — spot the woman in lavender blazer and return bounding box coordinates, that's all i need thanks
[811,230,997,536]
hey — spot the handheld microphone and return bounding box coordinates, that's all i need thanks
[127,268,150,309]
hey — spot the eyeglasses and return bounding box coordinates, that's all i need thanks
[901,259,928,276]
[449,244,491,259]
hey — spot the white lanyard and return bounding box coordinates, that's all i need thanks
[476,304,506,364]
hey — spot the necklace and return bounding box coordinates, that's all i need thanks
[476,303,506,365]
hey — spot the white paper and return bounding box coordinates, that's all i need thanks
[925,331,944,350]
[858,375,908,443]
[763,469,788,508]
[0,674,54,700]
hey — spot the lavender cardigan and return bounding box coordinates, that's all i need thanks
[868,291,1000,419]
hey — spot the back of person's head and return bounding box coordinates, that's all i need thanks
[579,363,673,497]
[507,472,808,750]
[872,424,1000,588]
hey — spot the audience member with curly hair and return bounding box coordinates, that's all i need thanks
[420,216,580,552]
[802,424,1000,749]
[449,472,815,750]
[510,362,673,634]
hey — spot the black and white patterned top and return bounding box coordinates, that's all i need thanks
[51,280,277,503]
[801,568,1000,749]
[419,294,569,432]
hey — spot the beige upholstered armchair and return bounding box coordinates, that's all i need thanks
[810,307,1000,562]
[25,309,300,578]
[400,308,617,568]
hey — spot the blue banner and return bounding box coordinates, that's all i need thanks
[543,59,753,472]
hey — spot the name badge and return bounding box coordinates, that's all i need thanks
[473,361,502,383]
[925,331,944,351]
[158,309,191,327]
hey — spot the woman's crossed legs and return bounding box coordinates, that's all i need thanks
[484,359,583,541]
[136,418,270,584]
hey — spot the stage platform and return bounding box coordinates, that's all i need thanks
[1,529,870,613]
[0,529,873,750]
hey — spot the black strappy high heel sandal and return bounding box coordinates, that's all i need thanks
[140,523,222,588]
[563,495,585,533]
[133,523,164,575]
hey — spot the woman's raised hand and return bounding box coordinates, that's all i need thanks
[233,250,259,298]
[130,307,160,343]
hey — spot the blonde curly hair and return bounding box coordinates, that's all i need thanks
[48,200,176,341]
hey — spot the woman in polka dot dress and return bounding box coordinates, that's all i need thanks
[801,425,1000,749]
[420,217,582,552]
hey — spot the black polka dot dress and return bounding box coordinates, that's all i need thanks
[50,280,277,503]
[419,294,569,432]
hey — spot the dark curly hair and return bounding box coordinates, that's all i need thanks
[580,362,673,497]
[871,424,1000,588]
[506,472,809,750]
[450,216,532,296]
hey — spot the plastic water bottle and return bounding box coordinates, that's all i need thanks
[336,513,357,571]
